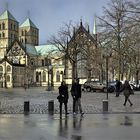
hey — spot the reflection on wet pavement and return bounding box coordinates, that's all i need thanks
[0,114,139,140]
[120,116,133,126]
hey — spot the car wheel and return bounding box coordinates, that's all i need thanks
[86,87,91,92]
[103,88,107,92]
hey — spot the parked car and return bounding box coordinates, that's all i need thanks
[83,81,107,92]
[129,81,140,91]
[107,81,116,93]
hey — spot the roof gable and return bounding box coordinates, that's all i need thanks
[7,40,38,56]
[0,10,17,21]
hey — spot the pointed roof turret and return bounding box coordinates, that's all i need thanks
[20,18,37,28]
[0,10,17,21]
[93,15,97,35]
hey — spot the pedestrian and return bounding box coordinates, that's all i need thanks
[57,81,69,117]
[70,78,84,116]
[115,79,122,97]
[121,80,133,106]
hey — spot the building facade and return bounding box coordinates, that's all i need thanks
[0,10,99,88]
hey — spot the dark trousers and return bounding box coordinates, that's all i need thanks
[60,102,67,116]
[73,98,77,113]
[124,95,132,105]
[116,89,120,97]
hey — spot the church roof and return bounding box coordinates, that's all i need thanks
[24,44,38,56]
[35,44,60,56]
[20,18,37,28]
[0,10,17,21]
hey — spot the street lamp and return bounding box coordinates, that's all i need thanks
[102,47,112,112]
[47,65,52,91]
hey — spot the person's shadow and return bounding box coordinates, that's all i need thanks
[71,116,83,140]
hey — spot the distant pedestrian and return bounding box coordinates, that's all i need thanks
[57,81,69,117]
[121,80,133,106]
[70,78,84,116]
[115,79,122,97]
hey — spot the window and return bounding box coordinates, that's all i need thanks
[0,66,3,72]
[7,75,10,82]
[56,71,60,82]
[11,23,12,30]
[14,25,16,30]
[2,32,5,38]
[0,33,1,38]
[25,38,27,43]
[7,66,11,72]
[42,59,44,66]
[43,71,46,82]
[0,24,1,30]
[2,23,5,29]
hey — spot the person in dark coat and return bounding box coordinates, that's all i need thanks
[58,81,69,117]
[115,79,122,97]
[70,78,84,115]
[122,80,133,106]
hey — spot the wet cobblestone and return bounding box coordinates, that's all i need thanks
[0,87,140,114]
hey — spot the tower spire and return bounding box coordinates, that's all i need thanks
[80,17,83,26]
[27,10,30,18]
[93,15,97,35]
[5,1,9,10]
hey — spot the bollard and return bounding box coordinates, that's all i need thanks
[103,100,108,112]
[48,100,54,114]
[24,101,30,114]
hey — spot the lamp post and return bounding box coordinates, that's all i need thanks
[4,48,7,88]
[47,65,52,91]
[102,47,112,112]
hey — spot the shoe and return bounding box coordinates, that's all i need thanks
[123,104,126,106]
[81,112,84,116]
[65,112,69,116]
[73,112,77,115]
[130,104,133,107]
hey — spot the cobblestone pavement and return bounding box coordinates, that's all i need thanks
[0,87,140,114]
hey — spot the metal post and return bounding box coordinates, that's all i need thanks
[4,50,7,88]
[106,57,108,100]
[24,101,30,115]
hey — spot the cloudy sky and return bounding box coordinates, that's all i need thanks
[0,0,109,44]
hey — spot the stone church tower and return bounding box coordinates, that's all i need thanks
[0,10,19,59]
[19,18,39,45]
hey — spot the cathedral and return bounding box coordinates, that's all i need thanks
[0,10,98,88]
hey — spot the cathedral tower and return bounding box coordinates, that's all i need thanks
[0,10,19,58]
[19,18,39,45]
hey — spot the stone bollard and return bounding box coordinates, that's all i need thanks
[24,101,30,115]
[103,100,108,112]
[48,100,54,115]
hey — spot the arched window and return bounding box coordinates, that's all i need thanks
[2,32,5,38]
[7,65,11,72]
[36,72,39,82]
[11,23,12,30]
[2,23,5,29]
[0,66,3,73]
[22,30,24,36]
[7,75,10,82]
[56,71,60,82]
[43,71,46,82]
[14,24,16,30]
